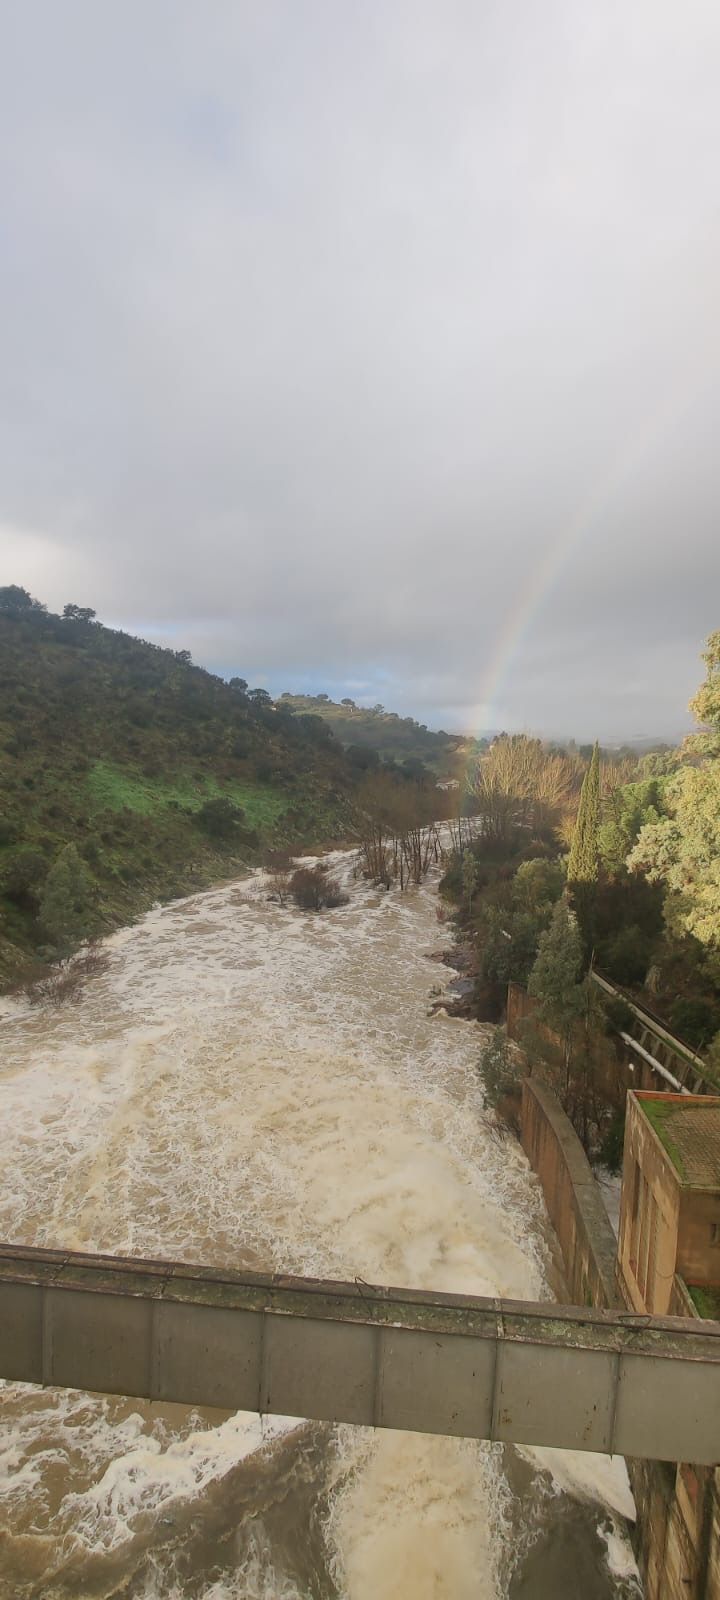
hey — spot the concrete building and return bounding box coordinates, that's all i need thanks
[617,1091,720,1599]
[618,1091,720,1316]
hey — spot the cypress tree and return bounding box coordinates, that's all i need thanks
[567,742,600,884]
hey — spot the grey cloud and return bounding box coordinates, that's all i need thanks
[1,0,719,738]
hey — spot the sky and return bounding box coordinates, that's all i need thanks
[1,2,719,741]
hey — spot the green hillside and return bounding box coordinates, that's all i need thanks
[280,694,469,776]
[0,588,359,985]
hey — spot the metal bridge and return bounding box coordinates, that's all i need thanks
[1,1244,719,1464]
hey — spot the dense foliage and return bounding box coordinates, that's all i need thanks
[440,663,720,1151]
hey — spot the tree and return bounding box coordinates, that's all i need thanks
[528,903,585,1092]
[228,677,248,694]
[512,857,565,912]
[627,633,720,951]
[567,743,600,883]
[628,763,720,948]
[469,735,577,848]
[479,906,545,987]
[689,629,720,748]
[39,844,97,950]
[0,847,48,905]
[597,778,664,875]
[341,697,356,708]
[529,902,584,1017]
[63,604,96,623]
[462,851,480,911]
[289,863,348,910]
[0,585,46,615]
[267,870,291,907]
[347,743,380,772]
[248,688,272,708]
[479,1026,523,1114]
[194,797,246,840]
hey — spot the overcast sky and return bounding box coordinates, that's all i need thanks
[1,2,719,740]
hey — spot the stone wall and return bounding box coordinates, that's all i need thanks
[520,1075,620,1309]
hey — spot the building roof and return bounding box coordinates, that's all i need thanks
[636,1093,720,1188]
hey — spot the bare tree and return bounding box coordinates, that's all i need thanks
[355,773,441,890]
[267,870,291,907]
[469,736,580,846]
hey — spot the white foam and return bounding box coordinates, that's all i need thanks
[518,1445,636,1523]
[62,1413,297,1551]
[598,1519,642,1586]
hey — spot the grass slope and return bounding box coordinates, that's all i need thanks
[0,605,359,984]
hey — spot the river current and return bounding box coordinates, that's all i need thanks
[0,851,641,1598]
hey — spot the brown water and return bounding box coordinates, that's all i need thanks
[0,852,641,1598]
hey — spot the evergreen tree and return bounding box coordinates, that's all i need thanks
[39,844,97,950]
[528,901,584,1025]
[567,742,600,883]
[527,901,586,1095]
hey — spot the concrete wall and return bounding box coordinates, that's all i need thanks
[520,1076,620,1309]
[618,1093,682,1315]
[678,1191,720,1286]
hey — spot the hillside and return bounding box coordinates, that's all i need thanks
[0,589,359,985]
[279,694,471,776]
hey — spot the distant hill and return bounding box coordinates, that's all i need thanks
[0,588,359,984]
[279,694,471,776]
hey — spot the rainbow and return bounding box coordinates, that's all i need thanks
[465,375,700,746]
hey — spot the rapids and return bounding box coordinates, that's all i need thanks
[0,851,640,1598]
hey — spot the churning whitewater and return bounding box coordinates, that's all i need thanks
[0,852,639,1599]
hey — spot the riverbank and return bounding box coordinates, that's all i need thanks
[0,826,360,998]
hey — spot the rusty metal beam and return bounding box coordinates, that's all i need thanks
[1,1245,719,1463]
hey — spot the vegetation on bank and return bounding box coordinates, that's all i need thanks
[439,630,720,1160]
[0,586,364,985]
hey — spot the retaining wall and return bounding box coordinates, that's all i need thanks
[520,1076,620,1309]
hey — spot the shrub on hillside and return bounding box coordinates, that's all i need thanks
[289,863,349,911]
[194,797,246,840]
[0,847,48,903]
